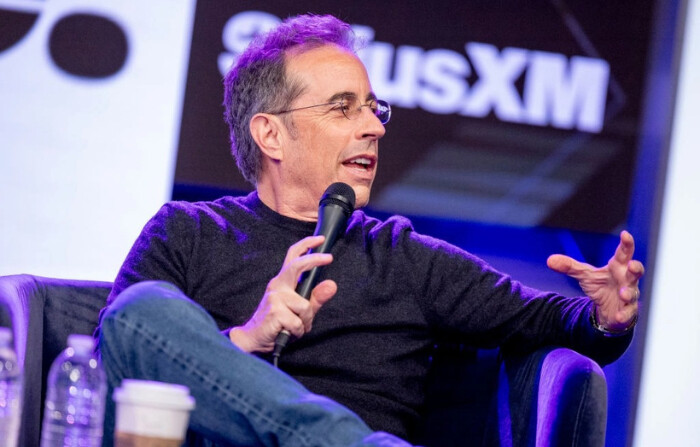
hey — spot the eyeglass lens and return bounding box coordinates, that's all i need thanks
[342,96,391,124]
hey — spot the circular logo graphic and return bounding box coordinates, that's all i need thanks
[1,3,129,79]
[49,13,128,78]
[0,4,41,52]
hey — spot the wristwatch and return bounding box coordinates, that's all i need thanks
[590,305,638,337]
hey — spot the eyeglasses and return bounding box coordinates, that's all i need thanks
[270,94,391,125]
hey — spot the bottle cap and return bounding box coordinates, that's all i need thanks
[67,334,96,353]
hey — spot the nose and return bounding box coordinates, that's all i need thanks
[357,106,386,140]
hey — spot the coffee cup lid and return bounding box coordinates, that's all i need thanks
[113,379,195,410]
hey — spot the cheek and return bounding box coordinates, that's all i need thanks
[309,135,344,168]
[293,122,349,177]
[290,139,337,186]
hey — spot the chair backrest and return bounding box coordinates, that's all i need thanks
[0,274,110,447]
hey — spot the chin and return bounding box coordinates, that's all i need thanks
[334,178,372,209]
[352,186,371,209]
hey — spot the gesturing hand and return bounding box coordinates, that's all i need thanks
[229,235,337,353]
[547,230,645,332]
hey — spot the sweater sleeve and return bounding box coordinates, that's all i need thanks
[400,227,631,365]
[106,202,196,306]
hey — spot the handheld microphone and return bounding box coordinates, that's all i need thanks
[271,182,356,365]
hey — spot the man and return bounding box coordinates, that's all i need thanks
[98,13,643,447]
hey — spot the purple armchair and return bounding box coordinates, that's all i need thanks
[0,274,608,446]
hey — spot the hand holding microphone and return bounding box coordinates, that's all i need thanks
[227,183,356,364]
[272,182,356,364]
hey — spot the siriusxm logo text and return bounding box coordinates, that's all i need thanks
[219,11,609,133]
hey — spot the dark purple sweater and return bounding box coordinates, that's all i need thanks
[105,192,630,439]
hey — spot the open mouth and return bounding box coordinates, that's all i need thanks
[342,156,376,171]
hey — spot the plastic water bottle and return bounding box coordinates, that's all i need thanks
[0,327,22,447]
[41,334,107,447]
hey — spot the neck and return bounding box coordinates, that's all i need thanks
[256,179,318,222]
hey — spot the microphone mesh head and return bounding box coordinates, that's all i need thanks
[321,182,356,215]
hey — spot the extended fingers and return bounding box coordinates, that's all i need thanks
[613,230,635,265]
[547,254,591,278]
[546,254,572,273]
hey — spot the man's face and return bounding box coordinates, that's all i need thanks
[278,44,386,210]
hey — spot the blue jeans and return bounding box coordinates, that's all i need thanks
[97,281,413,447]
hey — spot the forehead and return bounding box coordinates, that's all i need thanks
[284,44,372,101]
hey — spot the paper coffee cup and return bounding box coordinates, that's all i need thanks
[113,379,196,447]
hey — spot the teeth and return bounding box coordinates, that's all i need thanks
[351,157,371,165]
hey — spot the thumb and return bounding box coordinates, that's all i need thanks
[309,279,337,315]
[547,254,576,274]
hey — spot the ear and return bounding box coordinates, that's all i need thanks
[249,113,285,162]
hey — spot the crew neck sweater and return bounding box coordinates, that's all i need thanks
[105,191,630,440]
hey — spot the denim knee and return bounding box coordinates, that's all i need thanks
[98,280,212,344]
[109,280,186,312]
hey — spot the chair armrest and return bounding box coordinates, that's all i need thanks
[416,345,606,446]
[0,275,38,370]
[498,347,607,447]
[0,274,51,447]
[0,274,111,447]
